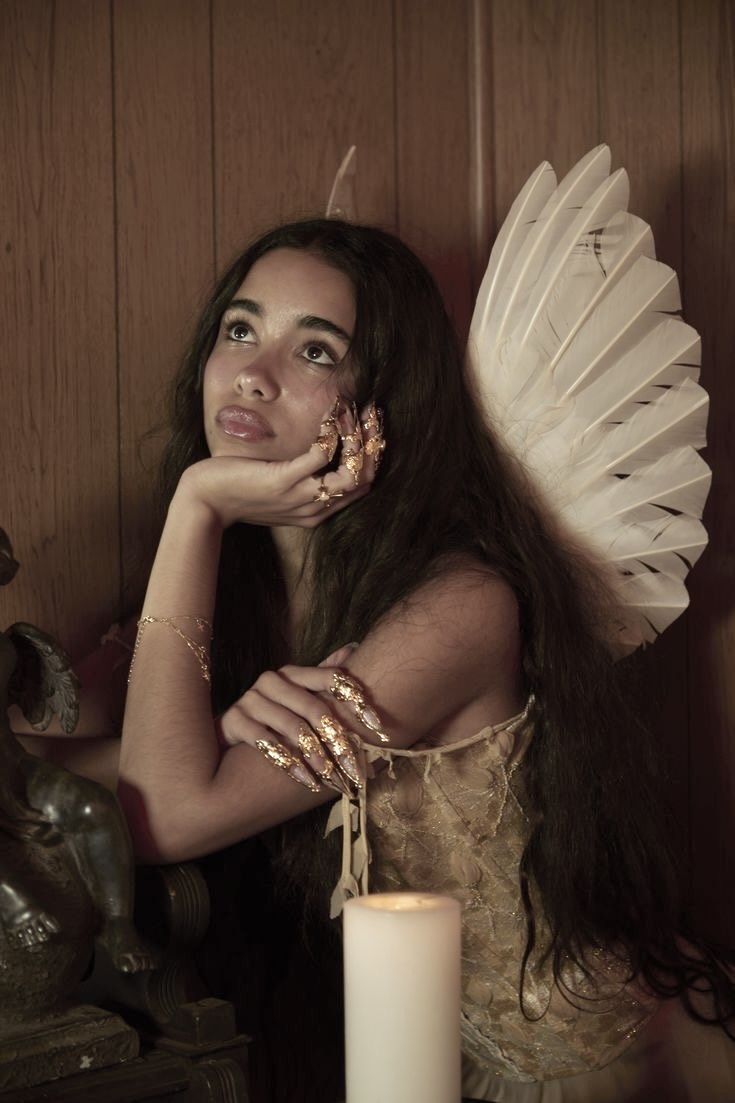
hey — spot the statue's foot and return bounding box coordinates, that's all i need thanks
[97,916,158,973]
[6,907,60,949]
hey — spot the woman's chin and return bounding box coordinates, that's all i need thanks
[208,439,308,463]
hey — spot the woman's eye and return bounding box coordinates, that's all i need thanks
[302,343,336,366]
[226,321,254,343]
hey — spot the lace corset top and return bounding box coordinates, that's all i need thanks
[325,705,658,1082]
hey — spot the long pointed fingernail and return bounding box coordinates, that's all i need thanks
[339,750,364,789]
[318,760,352,796]
[289,762,321,793]
[331,671,389,744]
[298,727,329,774]
[256,738,320,792]
[315,716,365,787]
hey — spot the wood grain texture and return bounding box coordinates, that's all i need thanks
[212,0,395,270]
[0,0,118,658]
[113,0,215,612]
[598,0,690,859]
[395,0,473,336]
[599,0,682,266]
[681,0,735,941]
[489,0,599,227]
[0,0,732,951]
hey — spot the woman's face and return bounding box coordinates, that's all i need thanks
[203,247,356,461]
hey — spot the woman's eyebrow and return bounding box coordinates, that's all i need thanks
[226,297,261,316]
[298,315,352,344]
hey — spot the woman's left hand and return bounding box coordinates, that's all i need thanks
[217,649,377,796]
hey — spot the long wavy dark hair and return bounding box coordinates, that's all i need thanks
[159,218,734,1032]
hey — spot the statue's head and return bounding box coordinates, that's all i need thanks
[0,529,19,587]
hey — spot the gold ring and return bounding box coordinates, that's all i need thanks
[343,451,364,484]
[316,419,339,461]
[297,726,321,759]
[362,405,381,432]
[313,481,345,505]
[255,739,295,769]
[364,434,386,457]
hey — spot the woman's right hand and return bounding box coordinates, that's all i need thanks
[218,658,368,795]
[174,401,384,531]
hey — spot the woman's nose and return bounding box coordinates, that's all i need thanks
[233,353,281,401]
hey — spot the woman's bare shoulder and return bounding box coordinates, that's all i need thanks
[384,555,519,653]
[338,557,522,749]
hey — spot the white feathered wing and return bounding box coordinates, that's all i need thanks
[467,145,711,652]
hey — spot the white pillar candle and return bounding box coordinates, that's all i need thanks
[343,892,462,1103]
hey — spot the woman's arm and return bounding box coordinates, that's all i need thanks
[121,492,523,864]
[117,427,371,862]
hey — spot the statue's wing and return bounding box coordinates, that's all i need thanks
[6,623,80,734]
[467,145,711,653]
[326,146,357,220]
[0,528,19,586]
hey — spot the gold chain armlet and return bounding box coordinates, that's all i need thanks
[128,615,213,684]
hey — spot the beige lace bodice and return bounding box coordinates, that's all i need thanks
[326,705,658,1083]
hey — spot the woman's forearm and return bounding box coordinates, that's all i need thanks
[118,484,225,853]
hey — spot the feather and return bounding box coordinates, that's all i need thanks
[491,145,613,346]
[577,377,708,477]
[568,447,712,528]
[326,146,357,220]
[515,168,630,351]
[571,318,701,431]
[595,514,708,579]
[554,256,681,399]
[615,571,690,641]
[470,160,557,337]
[546,212,656,371]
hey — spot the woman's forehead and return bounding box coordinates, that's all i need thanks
[233,248,356,331]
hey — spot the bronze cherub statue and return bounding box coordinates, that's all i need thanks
[0,526,153,1026]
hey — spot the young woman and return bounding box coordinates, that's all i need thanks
[21,215,732,1099]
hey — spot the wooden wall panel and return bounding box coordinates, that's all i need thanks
[212,0,395,271]
[113,0,215,611]
[598,0,691,863]
[1,0,733,943]
[0,0,118,659]
[395,0,473,336]
[682,0,735,942]
[489,0,599,228]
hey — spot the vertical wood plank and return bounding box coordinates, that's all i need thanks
[395,0,473,336]
[113,0,215,610]
[469,0,495,288]
[213,0,396,271]
[598,0,690,863]
[599,0,683,267]
[489,0,599,228]
[681,0,735,942]
[0,0,118,658]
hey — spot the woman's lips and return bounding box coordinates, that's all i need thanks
[215,406,275,442]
